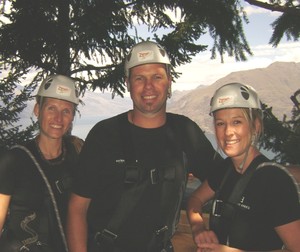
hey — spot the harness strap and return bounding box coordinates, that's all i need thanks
[210,156,265,244]
[97,114,185,251]
[11,145,68,252]
[96,114,149,249]
[257,162,300,202]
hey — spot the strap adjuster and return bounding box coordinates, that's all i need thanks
[94,229,118,245]
[55,180,64,194]
[151,168,159,184]
[102,229,118,240]
[155,225,168,236]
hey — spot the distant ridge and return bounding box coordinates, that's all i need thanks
[168,62,300,134]
[19,62,299,139]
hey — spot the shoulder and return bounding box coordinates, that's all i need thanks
[255,162,299,191]
[0,145,30,173]
[166,112,202,131]
[84,113,127,146]
[91,112,127,131]
[167,112,194,123]
[65,135,85,154]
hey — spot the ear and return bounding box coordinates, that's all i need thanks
[34,103,40,117]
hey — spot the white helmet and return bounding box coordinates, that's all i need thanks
[37,75,79,105]
[210,82,261,115]
[124,41,171,77]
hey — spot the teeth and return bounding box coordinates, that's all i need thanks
[226,140,238,145]
[143,95,156,99]
[51,125,62,129]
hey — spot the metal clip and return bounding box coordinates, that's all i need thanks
[155,225,168,236]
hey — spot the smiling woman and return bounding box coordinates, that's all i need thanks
[0,74,84,252]
[187,82,300,251]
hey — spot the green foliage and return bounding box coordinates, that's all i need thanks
[0,0,252,96]
[0,67,38,150]
[0,0,299,152]
[260,101,300,164]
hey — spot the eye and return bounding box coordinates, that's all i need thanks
[153,75,163,80]
[62,109,72,115]
[133,76,144,82]
[233,120,242,125]
[215,121,224,127]
[47,105,55,111]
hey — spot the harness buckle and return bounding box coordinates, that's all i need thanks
[155,225,168,236]
[55,180,64,194]
[151,168,159,184]
[19,245,30,251]
[94,229,118,245]
[212,199,223,217]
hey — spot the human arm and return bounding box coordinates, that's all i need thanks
[196,219,300,252]
[0,193,10,235]
[274,220,300,252]
[66,193,91,252]
[186,180,218,249]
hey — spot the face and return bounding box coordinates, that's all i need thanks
[214,108,252,160]
[34,97,75,140]
[127,63,171,116]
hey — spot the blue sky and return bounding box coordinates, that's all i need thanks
[172,4,300,90]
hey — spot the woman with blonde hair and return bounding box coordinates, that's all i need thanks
[187,82,300,251]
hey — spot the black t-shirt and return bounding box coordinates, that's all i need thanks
[208,155,300,251]
[73,112,222,251]
[0,137,80,251]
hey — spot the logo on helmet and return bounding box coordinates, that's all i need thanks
[56,85,72,97]
[137,50,154,62]
[217,96,234,106]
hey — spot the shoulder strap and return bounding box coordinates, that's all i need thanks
[216,157,262,206]
[257,162,300,203]
[96,114,149,245]
[227,158,262,205]
[10,145,68,252]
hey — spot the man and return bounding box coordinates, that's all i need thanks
[67,41,222,252]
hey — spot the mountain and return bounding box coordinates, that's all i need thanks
[167,62,300,134]
[20,61,299,139]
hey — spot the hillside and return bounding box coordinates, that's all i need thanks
[167,62,300,134]
[19,61,299,139]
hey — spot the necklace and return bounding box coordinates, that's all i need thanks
[35,137,66,166]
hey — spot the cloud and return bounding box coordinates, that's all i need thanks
[173,41,300,91]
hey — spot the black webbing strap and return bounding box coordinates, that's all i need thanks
[210,156,265,243]
[227,157,263,205]
[95,113,149,249]
[158,117,187,245]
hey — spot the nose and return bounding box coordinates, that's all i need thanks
[225,124,234,136]
[144,78,154,90]
[54,110,63,122]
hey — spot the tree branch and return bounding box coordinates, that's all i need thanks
[245,0,290,13]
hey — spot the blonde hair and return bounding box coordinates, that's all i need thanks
[241,108,264,146]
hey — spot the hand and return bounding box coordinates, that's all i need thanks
[199,243,241,252]
[193,229,219,252]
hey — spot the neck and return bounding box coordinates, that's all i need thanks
[129,110,166,128]
[36,135,63,160]
[233,147,260,174]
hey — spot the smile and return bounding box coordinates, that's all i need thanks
[225,139,239,145]
[143,95,157,100]
[51,124,63,129]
